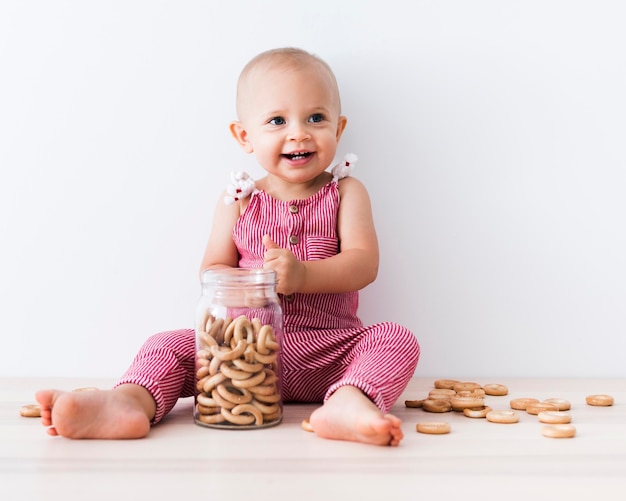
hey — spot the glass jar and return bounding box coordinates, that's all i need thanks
[194,268,283,429]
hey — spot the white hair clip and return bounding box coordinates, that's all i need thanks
[224,171,256,205]
[330,153,357,180]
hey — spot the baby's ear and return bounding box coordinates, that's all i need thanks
[229,121,254,153]
[335,115,348,141]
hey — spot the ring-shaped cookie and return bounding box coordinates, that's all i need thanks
[422,399,452,413]
[256,325,273,355]
[202,372,227,393]
[195,349,212,362]
[196,403,220,415]
[405,399,424,408]
[586,394,614,406]
[251,400,280,415]
[223,316,240,345]
[211,388,237,410]
[216,383,253,404]
[221,407,256,426]
[486,410,519,424]
[262,368,278,385]
[453,382,482,393]
[451,396,484,411]
[220,363,253,381]
[231,403,264,425]
[542,424,576,438]
[257,325,279,354]
[198,331,217,349]
[19,404,41,418]
[457,389,486,398]
[233,316,254,345]
[263,410,281,422]
[248,384,278,396]
[463,406,492,418]
[428,389,456,400]
[263,336,280,353]
[434,379,458,390]
[510,398,539,410]
[214,317,231,345]
[243,345,256,364]
[526,402,559,415]
[196,392,218,407]
[209,355,221,376]
[251,391,281,404]
[253,350,277,365]
[195,356,209,370]
[542,398,571,411]
[483,384,509,396]
[206,317,224,339]
[416,421,451,434]
[196,365,211,380]
[538,411,571,424]
[196,374,211,393]
[231,369,266,389]
[232,358,265,373]
[252,317,262,334]
[197,412,226,425]
[211,340,247,361]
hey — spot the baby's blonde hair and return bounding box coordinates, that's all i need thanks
[236,47,341,118]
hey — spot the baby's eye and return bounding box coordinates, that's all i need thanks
[268,116,286,126]
[308,113,324,123]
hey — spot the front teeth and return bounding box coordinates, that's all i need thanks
[285,152,310,160]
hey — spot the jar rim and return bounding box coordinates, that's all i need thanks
[201,268,276,286]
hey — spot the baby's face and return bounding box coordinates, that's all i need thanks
[233,61,347,186]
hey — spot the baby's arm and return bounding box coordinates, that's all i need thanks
[198,192,241,275]
[263,177,379,295]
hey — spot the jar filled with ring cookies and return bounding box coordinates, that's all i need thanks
[195,268,284,429]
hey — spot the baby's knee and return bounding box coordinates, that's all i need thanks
[140,328,195,353]
[386,322,420,363]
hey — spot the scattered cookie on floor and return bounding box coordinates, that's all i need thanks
[404,380,614,441]
[422,399,452,413]
[509,397,539,410]
[542,424,576,438]
[538,411,572,424]
[301,419,314,432]
[486,410,520,424]
[463,406,492,418]
[404,399,424,408]
[483,384,508,396]
[416,421,451,434]
[20,404,41,418]
[586,394,614,406]
[541,398,571,411]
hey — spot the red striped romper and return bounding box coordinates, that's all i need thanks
[116,177,420,424]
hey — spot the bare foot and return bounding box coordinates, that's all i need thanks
[35,384,155,439]
[308,386,404,446]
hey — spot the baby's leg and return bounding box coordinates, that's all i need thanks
[285,322,419,446]
[308,386,404,446]
[35,384,155,439]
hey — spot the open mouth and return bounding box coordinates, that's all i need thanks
[282,151,312,161]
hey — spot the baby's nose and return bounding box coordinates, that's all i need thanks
[287,123,311,142]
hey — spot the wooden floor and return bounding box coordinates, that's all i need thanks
[1,377,625,500]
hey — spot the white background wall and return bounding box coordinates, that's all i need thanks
[1,1,625,380]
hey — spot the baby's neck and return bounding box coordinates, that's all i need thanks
[257,172,333,201]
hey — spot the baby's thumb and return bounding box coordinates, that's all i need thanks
[262,234,280,250]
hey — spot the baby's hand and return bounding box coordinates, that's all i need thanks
[262,235,305,295]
